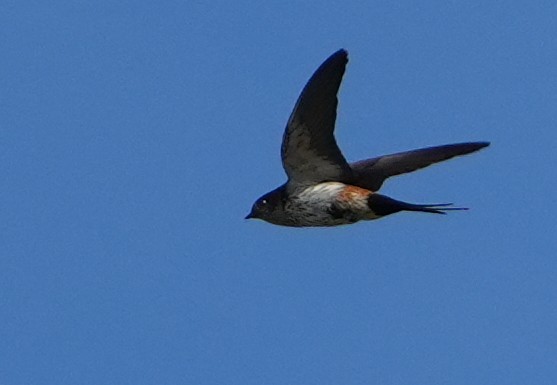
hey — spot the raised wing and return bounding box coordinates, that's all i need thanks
[350,142,490,191]
[281,49,352,187]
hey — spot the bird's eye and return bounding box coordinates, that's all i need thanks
[261,199,268,205]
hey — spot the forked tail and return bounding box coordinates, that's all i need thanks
[368,194,468,217]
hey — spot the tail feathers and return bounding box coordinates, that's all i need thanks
[403,202,468,215]
[368,194,468,217]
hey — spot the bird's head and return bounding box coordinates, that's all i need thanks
[245,185,286,224]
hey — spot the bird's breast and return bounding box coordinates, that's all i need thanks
[284,182,373,226]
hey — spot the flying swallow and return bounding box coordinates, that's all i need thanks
[246,49,489,227]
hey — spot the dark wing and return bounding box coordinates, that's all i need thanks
[350,142,490,191]
[281,49,352,187]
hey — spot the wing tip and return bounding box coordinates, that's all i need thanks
[450,141,490,152]
[476,141,491,149]
[334,48,348,56]
[326,49,348,65]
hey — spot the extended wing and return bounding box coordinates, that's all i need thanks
[350,142,490,191]
[281,49,353,188]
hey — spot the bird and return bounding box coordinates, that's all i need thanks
[246,49,489,227]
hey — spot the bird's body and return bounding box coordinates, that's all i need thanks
[252,181,466,227]
[246,49,489,227]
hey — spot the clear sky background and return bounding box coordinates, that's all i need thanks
[1,1,556,384]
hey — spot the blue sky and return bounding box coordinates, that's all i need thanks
[1,1,556,384]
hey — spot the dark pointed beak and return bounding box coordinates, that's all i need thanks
[245,212,253,220]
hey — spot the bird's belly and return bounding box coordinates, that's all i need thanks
[285,182,373,227]
[285,201,351,227]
